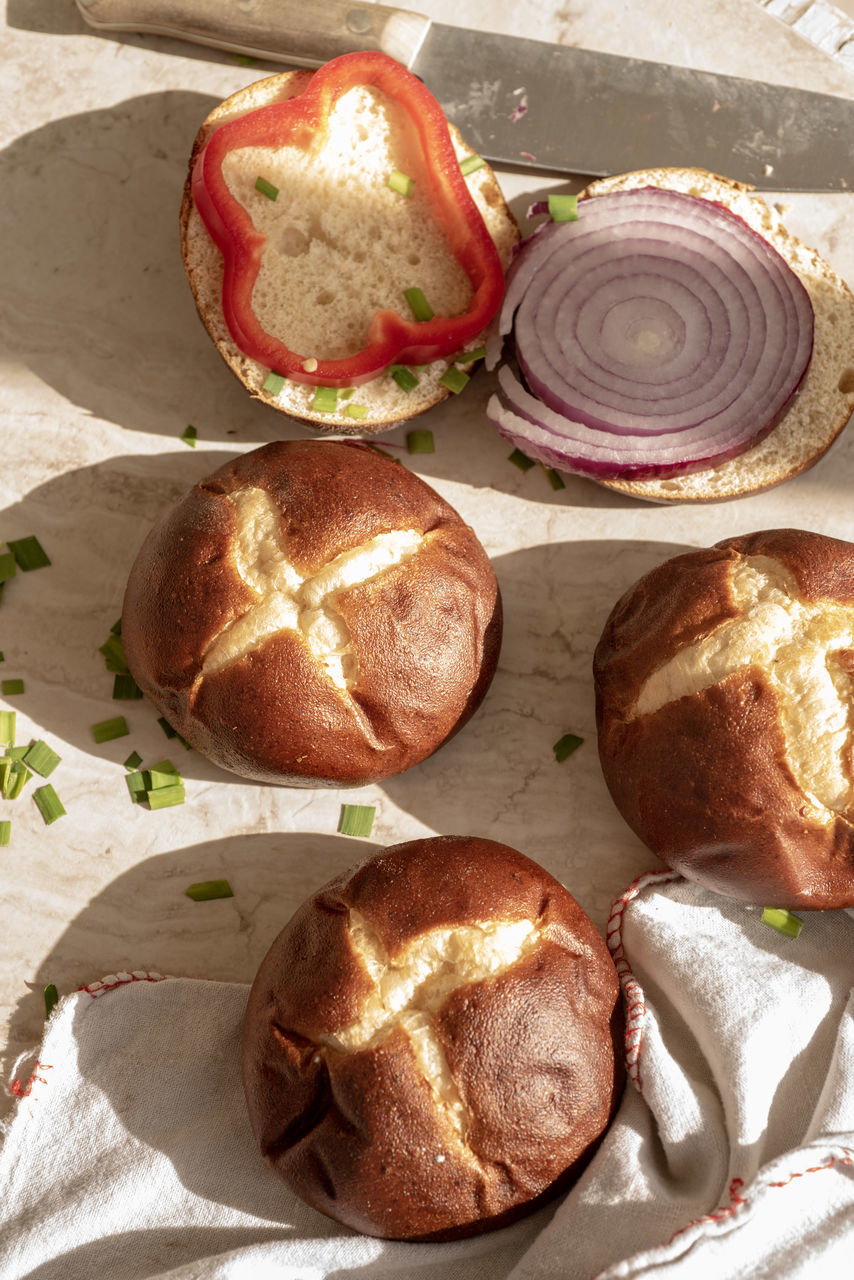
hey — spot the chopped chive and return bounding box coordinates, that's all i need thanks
[345,403,369,420]
[406,429,435,455]
[460,153,486,176]
[99,633,128,673]
[112,673,143,700]
[123,750,142,771]
[0,760,9,793]
[91,716,130,744]
[439,366,470,394]
[158,716,178,740]
[110,618,122,636]
[8,537,50,571]
[0,549,16,583]
[453,346,486,365]
[255,175,279,201]
[761,907,804,939]
[4,761,31,799]
[311,385,338,413]
[508,447,536,472]
[338,387,355,400]
[263,370,287,395]
[391,366,419,393]
[338,803,376,837]
[33,783,66,825]
[0,821,9,847]
[233,52,255,66]
[146,782,185,809]
[186,879,234,901]
[44,983,58,1018]
[0,652,4,661]
[403,287,434,322]
[548,192,579,222]
[7,746,27,760]
[388,169,414,196]
[181,425,198,448]
[143,766,180,791]
[2,679,24,696]
[125,770,147,804]
[23,740,61,777]
[542,465,566,491]
[553,732,584,762]
[0,710,15,745]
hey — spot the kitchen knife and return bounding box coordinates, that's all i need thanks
[75,0,854,190]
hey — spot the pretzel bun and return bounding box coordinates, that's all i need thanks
[121,440,501,786]
[180,67,519,433]
[241,835,624,1240]
[594,529,854,908]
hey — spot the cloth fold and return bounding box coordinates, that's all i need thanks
[2,873,854,1280]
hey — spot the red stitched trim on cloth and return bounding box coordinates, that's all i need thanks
[668,1151,854,1245]
[10,1062,53,1098]
[606,869,681,1094]
[79,970,167,998]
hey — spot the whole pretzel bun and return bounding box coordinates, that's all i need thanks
[121,440,501,786]
[594,528,854,908]
[241,835,624,1241]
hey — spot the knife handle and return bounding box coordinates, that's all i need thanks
[75,0,432,69]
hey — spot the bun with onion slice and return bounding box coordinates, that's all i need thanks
[486,169,854,502]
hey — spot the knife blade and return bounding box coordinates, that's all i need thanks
[76,0,854,190]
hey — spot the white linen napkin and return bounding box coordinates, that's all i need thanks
[2,871,853,1280]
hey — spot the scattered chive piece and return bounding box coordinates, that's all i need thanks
[553,732,584,762]
[263,370,287,396]
[543,465,566,491]
[390,366,419,393]
[7,745,27,760]
[186,879,234,902]
[338,387,355,400]
[338,803,376,837]
[125,770,147,804]
[311,385,339,413]
[112,673,143,700]
[123,749,143,770]
[0,710,15,745]
[4,761,31,799]
[508,447,536,472]
[761,907,804,939]
[345,403,369,420]
[91,716,130,744]
[548,192,579,222]
[0,652,4,661]
[0,821,9,846]
[439,366,470,395]
[9,537,50,571]
[453,346,486,366]
[460,153,486,176]
[146,782,185,809]
[403,287,434,322]
[44,983,58,1018]
[233,52,255,65]
[0,760,9,793]
[387,169,414,196]
[406,429,435,454]
[110,618,122,636]
[0,549,16,583]
[2,679,24,696]
[255,175,279,201]
[158,716,178,740]
[23,740,61,777]
[143,764,180,791]
[181,425,198,448]
[99,633,128,673]
[33,783,66,825]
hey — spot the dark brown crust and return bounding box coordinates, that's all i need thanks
[242,836,624,1241]
[594,528,854,908]
[121,441,502,786]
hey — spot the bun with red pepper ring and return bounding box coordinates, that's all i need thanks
[121,439,502,787]
[594,528,854,908]
[180,52,519,433]
[242,834,625,1241]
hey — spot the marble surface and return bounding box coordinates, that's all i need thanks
[2,0,854,1124]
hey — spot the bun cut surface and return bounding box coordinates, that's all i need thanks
[241,835,624,1240]
[594,529,854,908]
[121,441,501,786]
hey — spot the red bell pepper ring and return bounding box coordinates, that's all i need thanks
[191,51,506,388]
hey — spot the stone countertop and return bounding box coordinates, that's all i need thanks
[2,0,854,1115]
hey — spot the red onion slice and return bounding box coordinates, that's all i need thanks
[487,187,814,480]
